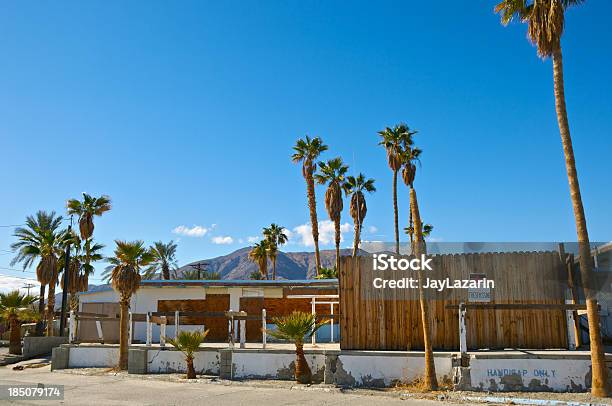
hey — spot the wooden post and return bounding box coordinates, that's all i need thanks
[459,302,467,356]
[146,312,152,347]
[68,311,75,343]
[228,315,235,349]
[262,309,267,349]
[240,319,246,349]
[95,320,104,344]
[559,243,581,348]
[128,312,133,345]
[330,303,334,343]
[175,310,180,340]
[311,297,316,346]
[160,316,167,347]
[566,300,577,350]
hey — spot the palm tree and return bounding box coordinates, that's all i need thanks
[378,124,417,254]
[107,240,154,370]
[249,271,264,280]
[404,140,437,390]
[263,224,288,280]
[292,136,328,275]
[66,193,111,240]
[0,291,38,355]
[180,269,221,280]
[344,173,376,257]
[167,329,210,379]
[11,211,64,336]
[248,241,269,280]
[314,267,337,279]
[143,241,178,280]
[267,311,327,384]
[495,0,608,396]
[315,157,348,272]
[401,146,422,252]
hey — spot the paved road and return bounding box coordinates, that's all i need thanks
[0,363,460,406]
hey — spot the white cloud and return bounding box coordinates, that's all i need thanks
[212,236,234,245]
[0,275,40,295]
[172,225,210,238]
[247,236,260,243]
[291,220,351,247]
[368,225,378,234]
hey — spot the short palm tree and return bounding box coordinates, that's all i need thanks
[378,124,417,255]
[11,211,64,336]
[263,224,288,280]
[292,136,328,275]
[267,311,327,384]
[143,241,178,280]
[314,267,337,279]
[107,240,154,370]
[181,269,221,280]
[0,291,38,355]
[248,241,269,280]
[66,193,111,240]
[344,173,376,257]
[167,329,210,379]
[315,158,348,272]
[249,271,264,280]
[495,0,608,397]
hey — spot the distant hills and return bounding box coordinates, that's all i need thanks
[176,247,354,280]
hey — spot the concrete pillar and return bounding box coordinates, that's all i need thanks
[219,349,233,380]
[128,348,148,374]
[51,345,70,370]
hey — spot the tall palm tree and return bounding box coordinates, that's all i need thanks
[292,136,328,275]
[66,193,111,240]
[401,146,422,252]
[248,240,269,280]
[143,241,178,280]
[107,240,154,370]
[378,124,417,254]
[11,211,64,336]
[263,224,288,280]
[495,0,608,397]
[0,290,37,355]
[315,158,349,272]
[266,311,327,384]
[344,173,376,257]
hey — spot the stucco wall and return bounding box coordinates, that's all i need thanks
[68,346,119,368]
[147,348,219,375]
[467,357,592,392]
[334,352,453,387]
[232,350,326,382]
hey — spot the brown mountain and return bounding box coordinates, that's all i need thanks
[176,247,354,280]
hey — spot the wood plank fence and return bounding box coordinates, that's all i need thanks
[339,251,569,350]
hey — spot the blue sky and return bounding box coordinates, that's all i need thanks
[1,1,611,288]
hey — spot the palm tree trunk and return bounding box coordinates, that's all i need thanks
[410,187,438,390]
[9,316,22,355]
[352,220,361,258]
[186,356,196,379]
[306,174,322,274]
[118,298,129,370]
[294,342,312,384]
[393,170,399,255]
[46,281,56,336]
[162,265,170,280]
[553,49,608,397]
[334,218,341,271]
[36,284,46,336]
[272,258,277,280]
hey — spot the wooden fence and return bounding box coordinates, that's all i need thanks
[339,251,569,350]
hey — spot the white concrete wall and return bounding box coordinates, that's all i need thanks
[233,351,326,380]
[147,349,219,375]
[336,353,453,387]
[68,346,119,368]
[468,358,592,392]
